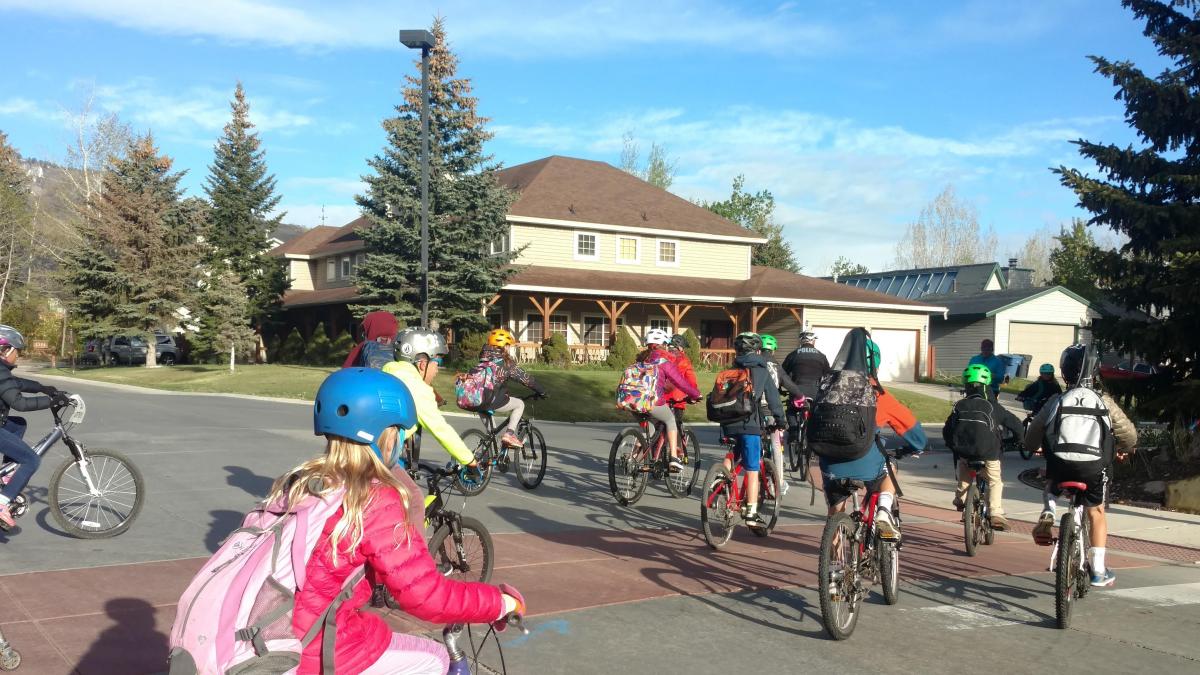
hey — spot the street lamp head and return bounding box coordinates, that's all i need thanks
[399,29,435,50]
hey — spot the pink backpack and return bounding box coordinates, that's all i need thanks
[167,486,363,675]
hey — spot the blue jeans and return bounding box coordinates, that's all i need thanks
[0,417,38,502]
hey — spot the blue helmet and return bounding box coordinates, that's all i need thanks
[313,368,417,463]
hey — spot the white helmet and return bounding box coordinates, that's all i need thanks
[645,328,671,346]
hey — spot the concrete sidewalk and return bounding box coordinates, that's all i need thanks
[888,380,1027,416]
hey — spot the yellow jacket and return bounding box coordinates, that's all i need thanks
[382,360,473,465]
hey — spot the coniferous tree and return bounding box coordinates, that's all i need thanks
[1055,0,1200,378]
[1049,219,1103,302]
[703,175,799,273]
[198,269,256,371]
[355,19,516,332]
[278,327,305,364]
[204,83,288,340]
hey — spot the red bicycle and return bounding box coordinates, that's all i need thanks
[700,436,780,548]
[608,414,701,506]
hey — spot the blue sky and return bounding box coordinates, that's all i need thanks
[0,0,1165,272]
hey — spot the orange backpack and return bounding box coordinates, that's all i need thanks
[706,368,756,423]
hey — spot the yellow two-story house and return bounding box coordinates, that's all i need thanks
[271,155,945,381]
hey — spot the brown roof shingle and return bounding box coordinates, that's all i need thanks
[268,225,340,257]
[281,286,362,308]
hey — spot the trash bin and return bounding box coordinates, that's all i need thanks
[1015,354,1032,379]
[999,354,1023,381]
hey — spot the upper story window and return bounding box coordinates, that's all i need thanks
[656,239,679,267]
[326,257,337,281]
[490,233,510,255]
[616,236,639,264]
[574,231,599,261]
[341,256,352,278]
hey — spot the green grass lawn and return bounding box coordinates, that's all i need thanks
[46,363,954,423]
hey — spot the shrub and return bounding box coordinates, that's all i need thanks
[677,328,701,367]
[541,333,570,367]
[278,328,306,364]
[305,323,332,365]
[330,330,355,366]
[606,328,639,368]
[454,331,488,367]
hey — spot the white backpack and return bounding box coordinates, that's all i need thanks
[1047,387,1111,464]
[168,487,363,675]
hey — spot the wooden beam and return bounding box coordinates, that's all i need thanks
[788,307,803,325]
[751,305,770,333]
[487,294,501,307]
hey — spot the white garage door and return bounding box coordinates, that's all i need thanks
[1009,323,1075,377]
[811,326,851,363]
[871,329,918,382]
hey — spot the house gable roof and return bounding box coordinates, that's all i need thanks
[924,285,1093,318]
[268,225,340,257]
[832,262,1004,299]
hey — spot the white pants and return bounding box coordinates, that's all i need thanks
[482,397,524,432]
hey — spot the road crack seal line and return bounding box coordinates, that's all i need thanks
[1066,626,1200,663]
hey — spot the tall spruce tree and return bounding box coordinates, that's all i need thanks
[354,19,516,331]
[204,82,287,338]
[1049,219,1103,302]
[1055,0,1200,378]
[703,175,799,273]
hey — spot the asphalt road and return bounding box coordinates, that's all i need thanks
[4,377,1199,674]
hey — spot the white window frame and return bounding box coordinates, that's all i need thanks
[490,233,509,255]
[340,256,352,279]
[615,235,640,265]
[581,313,612,346]
[523,312,569,343]
[655,238,680,268]
[574,231,600,261]
[326,257,337,282]
[648,316,672,335]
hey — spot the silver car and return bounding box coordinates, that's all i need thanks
[107,334,179,365]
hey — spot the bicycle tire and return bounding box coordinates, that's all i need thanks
[963,483,979,557]
[751,459,779,537]
[514,424,548,490]
[683,428,702,496]
[0,648,19,671]
[787,438,803,474]
[1020,418,1034,460]
[1077,516,1092,600]
[818,512,861,640]
[453,429,494,496]
[1055,511,1077,629]
[48,448,145,539]
[700,463,735,549]
[879,541,900,605]
[608,428,649,506]
[664,428,699,499]
[428,515,495,584]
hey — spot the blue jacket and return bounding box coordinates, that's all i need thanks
[720,353,784,437]
[968,354,1006,393]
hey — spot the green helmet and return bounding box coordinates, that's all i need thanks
[760,334,777,351]
[963,364,993,386]
[1039,363,1055,375]
[865,339,881,371]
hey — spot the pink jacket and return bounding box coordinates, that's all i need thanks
[292,474,502,674]
[644,348,701,406]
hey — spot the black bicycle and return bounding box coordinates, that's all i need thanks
[608,414,702,506]
[455,394,548,496]
[961,460,995,556]
[785,398,812,479]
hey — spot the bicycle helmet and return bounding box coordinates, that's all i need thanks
[733,332,761,355]
[669,333,688,350]
[963,363,992,386]
[798,331,816,346]
[314,368,417,464]
[760,334,777,352]
[396,327,448,362]
[1039,363,1055,376]
[1059,344,1088,385]
[645,328,671,346]
[865,339,881,373]
[0,325,26,351]
[487,328,516,348]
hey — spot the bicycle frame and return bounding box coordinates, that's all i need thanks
[704,450,758,511]
[0,402,90,492]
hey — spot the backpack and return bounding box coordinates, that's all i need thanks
[168,487,362,675]
[706,368,756,423]
[1047,387,1112,464]
[455,361,500,412]
[807,370,878,461]
[357,339,396,369]
[616,360,661,414]
[950,398,1000,461]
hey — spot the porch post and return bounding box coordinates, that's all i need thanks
[751,305,769,334]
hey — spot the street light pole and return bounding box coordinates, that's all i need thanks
[400,29,435,327]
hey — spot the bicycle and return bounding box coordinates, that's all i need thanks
[442,614,529,675]
[0,395,145,538]
[1017,412,1038,460]
[455,394,548,496]
[608,413,701,506]
[785,398,812,479]
[816,445,915,640]
[699,435,780,548]
[961,460,995,556]
[1051,480,1094,629]
[0,626,18,671]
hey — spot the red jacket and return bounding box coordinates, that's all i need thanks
[664,351,698,410]
[292,478,502,674]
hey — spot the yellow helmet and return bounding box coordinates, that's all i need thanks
[487,328,516,347]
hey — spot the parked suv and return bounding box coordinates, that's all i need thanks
[106,333,180,365]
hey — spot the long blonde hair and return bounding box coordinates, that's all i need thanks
[266,426,411,564]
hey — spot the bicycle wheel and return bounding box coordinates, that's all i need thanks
[818,512,861,640]
[514,424,548,490]
[751,459,779,537]
[1077,516,1092,600]
[1054,511,1078,629]
[608,428,649,506]
[879,541,899,605]
[787,437,803,473]
[453,430,494,497]
[428,515,495,584]
[700,463,735,549]
[683,428,702,496]
[665,428,700,499]
[1020,419,1034,460]
[963,483,979,557]
[49,449,144,539]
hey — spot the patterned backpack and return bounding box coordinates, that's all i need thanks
[455,361,500,412]
[808,370,878,461]
[615,360,661,414]
[168,487,363,675]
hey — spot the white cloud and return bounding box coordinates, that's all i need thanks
[275,203,360,229]
[0,97,38,115]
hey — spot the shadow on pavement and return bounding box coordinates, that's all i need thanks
[205,509,246,552]
[224,465,276,498]
[73,598,170,675]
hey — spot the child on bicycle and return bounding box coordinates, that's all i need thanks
[1017,363,1062,415]
[721,332,784,529]
[664,333,698,432]
[478,329,546,450]
[637,329,701,470]
[286,368,525,674]
[0,325,71,529]
[943,364,1024,531]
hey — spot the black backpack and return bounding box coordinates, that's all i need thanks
[357,340,397,369]
[808,370,877,461]
[950,399,1000,461]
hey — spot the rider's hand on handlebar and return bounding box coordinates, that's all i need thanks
[49,391,72,408]
[493,583,526,632]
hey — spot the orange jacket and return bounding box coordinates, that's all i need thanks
[665,351,698,409]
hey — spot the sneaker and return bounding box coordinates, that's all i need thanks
[1032,513,1055,546]
[1090,569,1117,587]
[990,515,1009,531]
[875,509,901,541]
[669,457,684,473]
[745,512,767,530]
[501,431,523,449]
[0,503,14,530]
[952,496,965,512]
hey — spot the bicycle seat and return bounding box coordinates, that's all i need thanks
[1056,481,1089,492]
[830,478,867,490]
[967,460,987,470]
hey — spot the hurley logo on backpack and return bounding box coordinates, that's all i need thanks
[455,361,500,412]
[950,399,999,461]
[357,339,396,369]
[168,487,361,675]
[616,359,661,414]
[706,367,755,423]
[807,370,878,460]
[1048,387,1112,464]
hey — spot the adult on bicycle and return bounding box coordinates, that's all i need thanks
[819,334,927,541]
[719,332,783,528]
[0,325,72,529]
[381,327,479,471]
[942,364,1024,531]
[761,334,803,496]
[782,331,829,443]
[476,329,546,450]
[1017,364,1063,415]
[664,333,699,438]
[1025,344,1137,587]
[633,329,700,471]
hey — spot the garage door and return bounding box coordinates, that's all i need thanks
[811,326,851,363]
[871,329,918,382]
[1009,323,1075,376]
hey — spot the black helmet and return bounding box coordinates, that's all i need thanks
[733,332,761,355]
[669,333,688,350]
[1059,344,1088,384]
